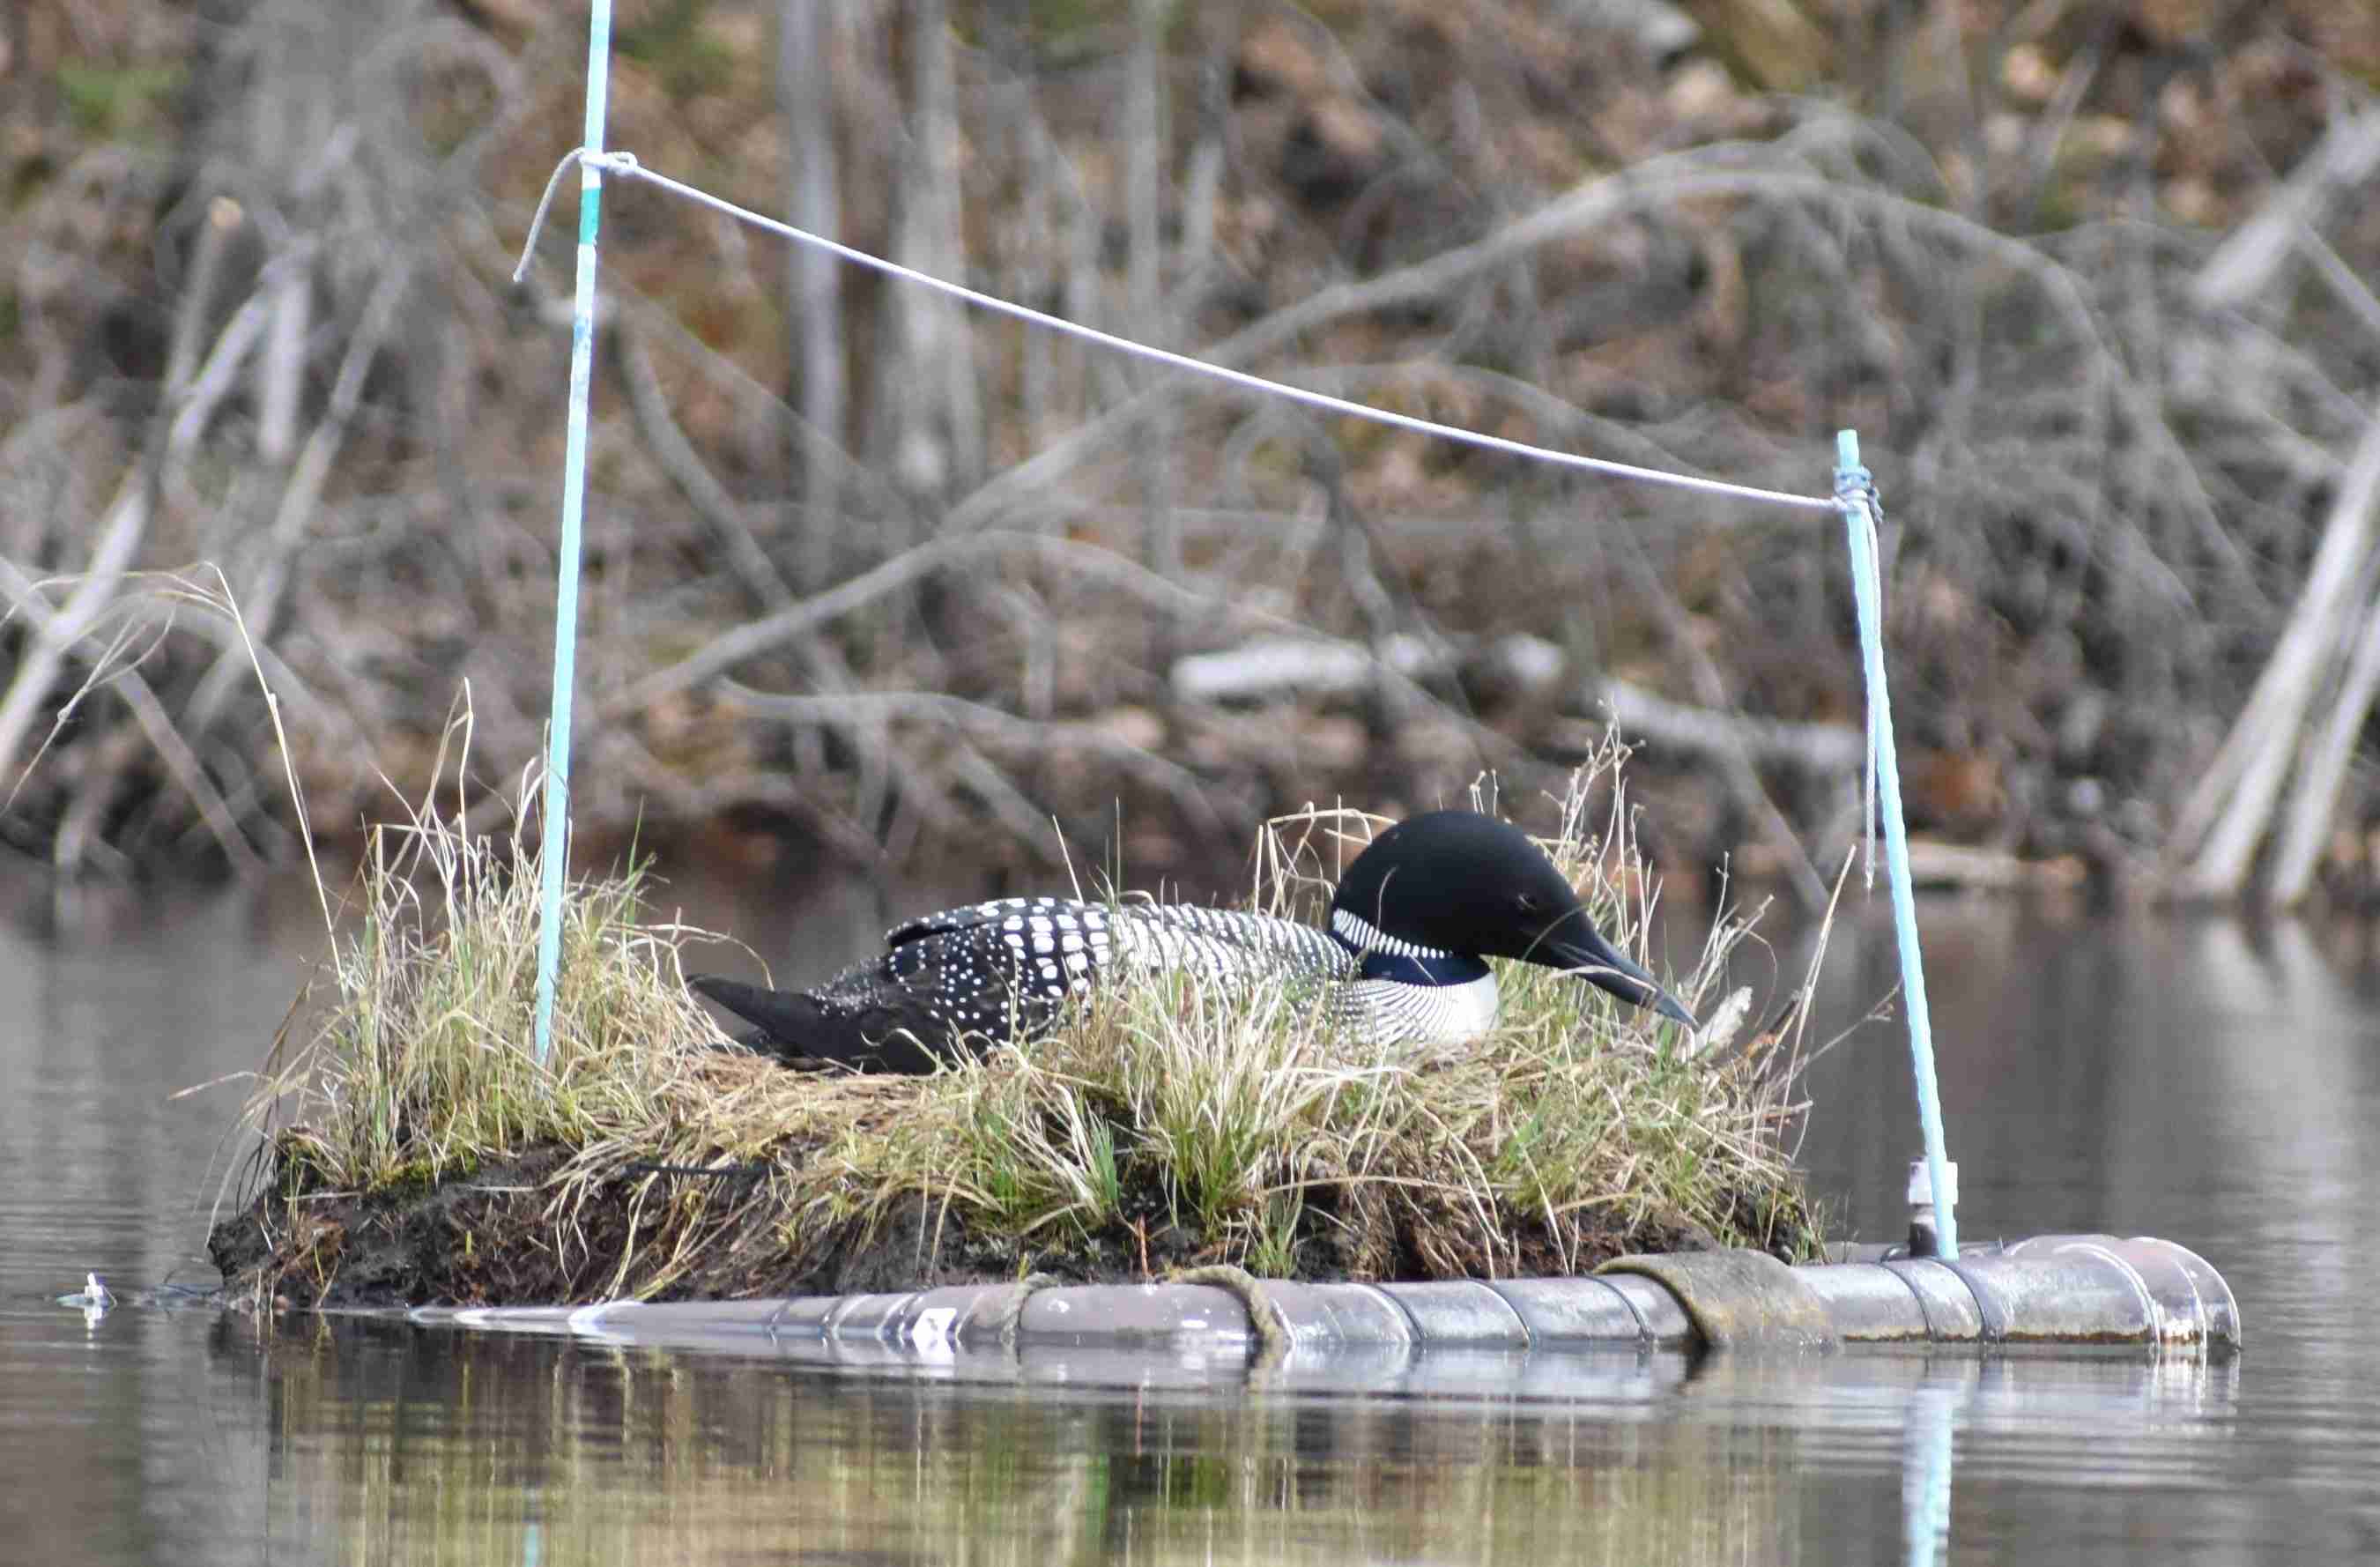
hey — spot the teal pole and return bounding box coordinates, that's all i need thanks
[1902,1382,1960,1566]
[1837,430,1959,1258]
[532,3,615,1067]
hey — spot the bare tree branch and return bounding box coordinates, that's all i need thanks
[2176,404,2380,896]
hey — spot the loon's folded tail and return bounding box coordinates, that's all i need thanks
[686,975,945,1074]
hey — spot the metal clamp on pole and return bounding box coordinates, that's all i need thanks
[1907,1156,1959,1258]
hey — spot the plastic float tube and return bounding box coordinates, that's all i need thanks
[401,1235,2238,1355]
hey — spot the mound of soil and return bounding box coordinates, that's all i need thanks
[208,1143,1804,1310]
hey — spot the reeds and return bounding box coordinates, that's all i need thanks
[228,733,1822,1305]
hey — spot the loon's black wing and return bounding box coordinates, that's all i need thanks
[685,976,951,1073]
[693,896,1364,1072]
[690,897,1117,1073]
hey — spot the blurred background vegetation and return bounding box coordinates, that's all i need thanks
[4,0,2378,907]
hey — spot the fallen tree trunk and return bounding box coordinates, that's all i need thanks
[1595,678,1864,776]
[2174,405,2380,901]
[1168,633,1564,702]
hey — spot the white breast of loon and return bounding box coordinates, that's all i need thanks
[862,895,1501,1046]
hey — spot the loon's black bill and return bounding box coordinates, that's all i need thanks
[1548,932,1700,1031]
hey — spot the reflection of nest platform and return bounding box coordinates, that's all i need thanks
[404,1233,2237,1359]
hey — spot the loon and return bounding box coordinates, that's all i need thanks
[689,809,1696,1073]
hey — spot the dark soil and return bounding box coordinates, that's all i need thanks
[207,1140,1816,1310]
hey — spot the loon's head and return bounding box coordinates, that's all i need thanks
[1330,810,1698,1028]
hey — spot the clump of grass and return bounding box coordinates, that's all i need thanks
[897,744,1825,1281]
[226,730,1825,1305]
[272,791,710,1199]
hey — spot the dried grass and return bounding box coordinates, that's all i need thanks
[227,731,1822,1304]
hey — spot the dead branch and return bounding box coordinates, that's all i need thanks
[185,256,415,735]
[2271,561,2380,906]
[1168,633,1564,704]
[715,681,1227,837]
[1171,634,1436,701]
[1899,839,2087,894]
[594,529,1338,725]
[2176,404,2380,898]
[1597,679,1863,775]
[105,665,270,877]
[1603,534,1830,912]
[777,0,844,580]
[0,468,152,794]
[0,555,266,873]
[2194,108,2380,313]
[619,322,794,613]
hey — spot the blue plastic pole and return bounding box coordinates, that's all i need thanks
[532,3,616,1067]
[1902,1382,1959,1567]
[1837,430,1959,1259]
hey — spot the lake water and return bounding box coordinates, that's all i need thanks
[3,869,2374,1563]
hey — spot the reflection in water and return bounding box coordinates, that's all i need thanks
[234,1316,2248,1566]
[1902,1382,1958,1567]
[2,877,2376,1562]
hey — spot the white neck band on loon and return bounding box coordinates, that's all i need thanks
[1328,911,1493,988]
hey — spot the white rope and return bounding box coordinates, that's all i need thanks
[512,149,1842,516]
